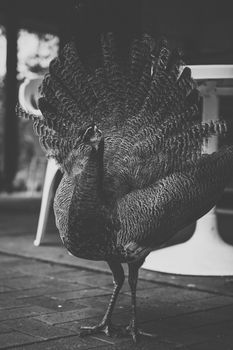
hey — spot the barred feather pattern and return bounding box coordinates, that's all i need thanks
[17,34,203,174]
[17,32,233,264]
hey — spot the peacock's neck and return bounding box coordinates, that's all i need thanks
[78,139,104,209]
[55,138,112,259]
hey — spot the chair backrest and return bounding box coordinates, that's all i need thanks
[18,76,43,116]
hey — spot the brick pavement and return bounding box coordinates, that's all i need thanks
[1,254,233,349]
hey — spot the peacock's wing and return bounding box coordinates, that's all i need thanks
[116,147,233,252]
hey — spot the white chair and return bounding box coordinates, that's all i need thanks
[143,65,233,276]
[18,76,60,246]
[33,158,59,246]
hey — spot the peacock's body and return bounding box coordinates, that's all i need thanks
[18,33,233,341]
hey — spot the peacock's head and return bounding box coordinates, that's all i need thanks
[79,123,103,150]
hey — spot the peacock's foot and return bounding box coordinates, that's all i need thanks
[126,322,158,343]
[79,321,125,338]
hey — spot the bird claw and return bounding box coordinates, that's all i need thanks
[80,322,125,338]
[126,323,158,343]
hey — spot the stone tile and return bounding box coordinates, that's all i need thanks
[0,323,11,334]
[139,321,210,346]
[0,297,30,310]
[1,318,76,340]
[16,281,88,299]
[0,255,21,263]
[185,320,233,343]
[0,330,40,349]
[142,317,233,347]
[92,339,184,350]
[0,286,15,293]
[132,285,214,303]
[69,272,157,293]
[35,306,106,325]
[48,269,97,282]
[140,271,233,297]
[187,339,233,350]
[13,263,77,277]
[175,295,233,314]
[12,334,111,349]
[18,295,86,312]
[150,310,233,334]
[2,276,49,290]
[170,304,233,328]
[47,288,112,301]
[0,305,52,321]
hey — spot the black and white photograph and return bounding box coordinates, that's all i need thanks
[0,0,233,349]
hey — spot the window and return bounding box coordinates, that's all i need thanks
[14,29,59,193]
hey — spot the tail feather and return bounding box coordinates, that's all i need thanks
[101,33,126,126]
[133,120,228,160]
[133,104,199,145]
[49,42,97,111]
[16,32,232,183]
[125,35,152,117]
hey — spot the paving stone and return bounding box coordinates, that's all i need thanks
[17,295,86,312]
[175,295,233,314]
[1,318,76,340]
[47,269,98,282]
[0,270,23,279]
[0,256,24,266]
[15,281,88,299]
[50,269,158,289]
[0,330,40,349]
[141,272,233,297]
[2,276,50,290]
[35,305,107,325]
[0,305,52,321]
[187,339,233,350]
[0,286,15,293]
[13,263,77,277]
[0,255,21,263]
[11,334,112,349]
[142,316,233,347]
[133,286,214,303]
[0,297,30,310]
[47,288,112,300]
[91,339,185,350]
[139,321,211,346]
[148,309,233,334]
[72,273,157,293]
[168,304,233,328]
[185,320,233,343]
[1,226,233,350]
[0,323,11,334]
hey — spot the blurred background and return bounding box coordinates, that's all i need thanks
[0,0,232,245]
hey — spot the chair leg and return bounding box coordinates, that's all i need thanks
[34,158,59,246]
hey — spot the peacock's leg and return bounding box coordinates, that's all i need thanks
[127,261,158,342]
[80,260,125,337]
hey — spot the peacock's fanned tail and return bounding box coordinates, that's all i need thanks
[17,32,232,184]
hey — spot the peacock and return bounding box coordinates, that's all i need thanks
[17,32,233,342]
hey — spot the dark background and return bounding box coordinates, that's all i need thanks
[1,0,233,63]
